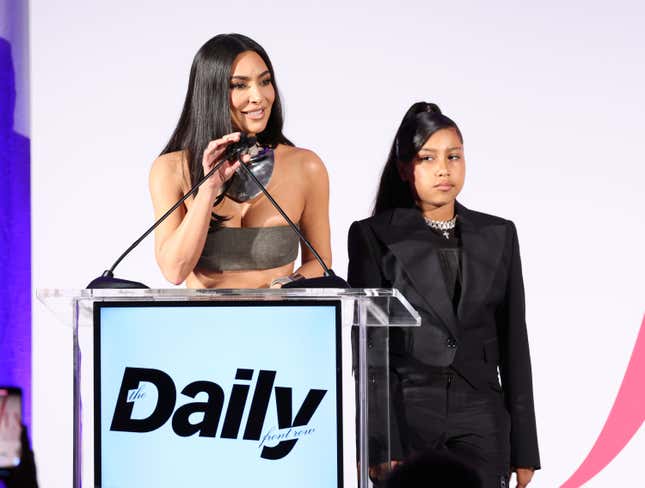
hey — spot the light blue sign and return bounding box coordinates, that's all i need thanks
[96,302,341,488]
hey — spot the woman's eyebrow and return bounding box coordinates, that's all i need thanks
[419,145,463,153]
[230,70,270,80]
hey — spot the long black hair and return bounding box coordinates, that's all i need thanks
[161,33,292,189]
[373,102,463,215]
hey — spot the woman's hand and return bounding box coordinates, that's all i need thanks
[149,131,249,285]
[269,273,304,288]
[201,132,245,195]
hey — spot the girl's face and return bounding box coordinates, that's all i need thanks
[229,51,275,136]
[408,127,465,212]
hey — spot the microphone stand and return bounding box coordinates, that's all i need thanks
[87,139,348,289]
[86,155,237,289]
[236,162,348,288]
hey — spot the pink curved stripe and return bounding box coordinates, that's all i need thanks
[560,313,645,488]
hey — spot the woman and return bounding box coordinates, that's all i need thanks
[149,34,331,288]
[347,102,540,488]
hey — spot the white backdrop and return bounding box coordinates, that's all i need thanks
[31,1,644,486]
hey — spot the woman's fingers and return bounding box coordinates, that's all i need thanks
[203,132,241,167]
[200,132,256,192]
[219,160,240,180]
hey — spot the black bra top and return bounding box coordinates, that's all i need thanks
[196,225,299,271]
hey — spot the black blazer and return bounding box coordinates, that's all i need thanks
[347,202,540,469]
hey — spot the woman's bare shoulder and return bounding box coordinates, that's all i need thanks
[149,150,188,189]
[151,150,185,175]
[276,145,327,179]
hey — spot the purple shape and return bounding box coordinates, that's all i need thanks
[0,35,31,430]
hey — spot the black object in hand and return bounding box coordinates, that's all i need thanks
[223,133,257,162]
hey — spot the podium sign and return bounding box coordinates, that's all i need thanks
[94,301,342,488]
[37,288,420,487]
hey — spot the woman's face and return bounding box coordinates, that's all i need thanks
[409,127,465,211]
[229,51,275,136]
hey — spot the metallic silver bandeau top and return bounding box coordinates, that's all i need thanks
[196,225,299,271]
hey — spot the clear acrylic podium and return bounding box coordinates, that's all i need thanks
[37,288,420,488]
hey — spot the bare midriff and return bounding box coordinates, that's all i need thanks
[187,261,295,288]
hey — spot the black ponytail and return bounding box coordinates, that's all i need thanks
[373,102,462,215]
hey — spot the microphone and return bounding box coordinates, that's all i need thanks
[235,159,349,289]
[86,134,257,289]
[222,133,258,162]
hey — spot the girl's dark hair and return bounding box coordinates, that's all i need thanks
[372,102,462,215]
[161,33,292,189]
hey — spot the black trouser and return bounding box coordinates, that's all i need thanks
[395,369,511,488]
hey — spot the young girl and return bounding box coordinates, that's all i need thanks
[348,102,540,488]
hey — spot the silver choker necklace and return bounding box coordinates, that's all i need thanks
[424,216,457,239]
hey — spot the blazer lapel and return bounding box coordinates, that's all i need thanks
[456,203,506,320]
[371,208,459,339]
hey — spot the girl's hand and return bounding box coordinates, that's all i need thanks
[513,467,535,488]
[369,460,402,481]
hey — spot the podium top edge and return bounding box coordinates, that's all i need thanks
[36,288,404,300]
[36,288,422,328]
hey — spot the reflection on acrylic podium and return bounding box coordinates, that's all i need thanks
[37,288,419,488]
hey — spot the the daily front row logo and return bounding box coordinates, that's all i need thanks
[110,367,327,460]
